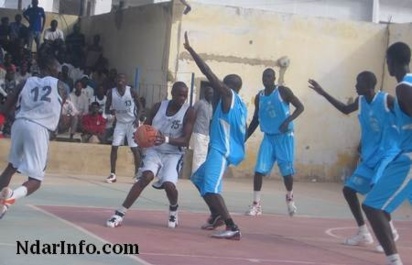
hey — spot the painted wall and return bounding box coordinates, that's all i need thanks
[170,3,388,181]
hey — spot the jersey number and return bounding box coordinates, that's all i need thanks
[31,86,52,102]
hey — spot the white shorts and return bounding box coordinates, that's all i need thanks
[8,119,50,181]
[112,121,137,147]
[191,132,209,173]
[140,148,184,187]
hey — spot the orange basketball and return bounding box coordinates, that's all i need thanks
[134,125,158,148]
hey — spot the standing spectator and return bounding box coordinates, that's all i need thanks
[65,23,85,69]
[81,102,106,143]
[105,73,142,183]
[23,0,46,52]
[191,86,214,173]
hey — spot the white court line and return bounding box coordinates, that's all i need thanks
[325,226,356,239]
[28,204,153,265]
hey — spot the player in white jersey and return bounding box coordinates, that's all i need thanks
[104,73,142,183]
[106,81,196,229]
[363,42,412,265]
[0,44,67,219]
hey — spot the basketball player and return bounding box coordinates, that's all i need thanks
[105,73,142,183]
[184,32,247,240]
[308,72,400,251]
[0,44,67,219]
[245,68,304,217]
[106,81,196,229]
[362,42,412,265]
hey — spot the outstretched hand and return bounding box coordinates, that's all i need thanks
[184,31,191,50]
[308,79,325,95]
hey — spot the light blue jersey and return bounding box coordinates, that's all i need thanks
[358,92,399,169]
[258,87,293,134]
[209,90,247,165]
[395,73,412,152]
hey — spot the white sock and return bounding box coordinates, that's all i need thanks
[358,224,369,233]
[389,221,397,232]
[386,254,403,265]
[253,191,261,204]
[117,207,128,215]
[11,186,28,200]
[286,190,293,199]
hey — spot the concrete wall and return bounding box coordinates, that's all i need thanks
[170,3,389,181]
[79,3,172,105]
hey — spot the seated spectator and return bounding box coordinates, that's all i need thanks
[43,19,65,62]
[70,80,89,116]
[81,75,95,103]
[58,97,79,141]
[60,65,74,92]
[15,61,31,85]
[91,83,107,112]
[1,65,17,136]
[65,23,85,68]
[0,53,16,73]
[81,101,106,143]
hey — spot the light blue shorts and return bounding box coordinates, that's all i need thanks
[254,132,295,177]
[191,148,228,196]
[363,152,412,213]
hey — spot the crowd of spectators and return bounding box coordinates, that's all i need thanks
[0,0,144,144]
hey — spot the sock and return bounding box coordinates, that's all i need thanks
[11,186,28,201]
[286,191,294,201]
[169,204,178,212]
[224,218,235,228]
[253,191,261,204]
[358,224,369,233]
[116,207,128,216]
[389,221,397,232]
[386,254,403,265]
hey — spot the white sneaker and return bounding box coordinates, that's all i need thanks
[376,229,400,253]
[0,187,14,219]
[286,195,297,217]
[106,211,124,228]
[343,231,374,246]
[245,203,262,216]
[106,173,117,183]
[168,212,178,228]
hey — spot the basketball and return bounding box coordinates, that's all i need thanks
[134,125,158,148]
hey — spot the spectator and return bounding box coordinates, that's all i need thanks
[65,23,85,68]
[85,34,103,69]
[11,39,32,70]
[59,65,74,93]
[9,14,28,45]
[15,61,31,85]
[43,19,65,62]
[23,0,45,52]
[0,64,17,136]
[81,75,95,103]
[104,68,117,91]
[81,102,106,143]
[0,17,10,52]
[58,97,79,141]
[69,80,89,116]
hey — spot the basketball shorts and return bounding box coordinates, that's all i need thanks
[140,148,183,187]
[8,119,50,181]
[112,121,137,147]
[254,132,295,177]
[191,148,228,196]
[363,152,412,213]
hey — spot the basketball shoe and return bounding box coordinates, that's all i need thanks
[211,225,241,240]
[245,202,262,216]
[106,211,124,228]
[0,187,14,219]
[168,212,178,228]
[201,215,225,230]
[106,173,117,183]
[344,229,374,246]
[286,194,297,217]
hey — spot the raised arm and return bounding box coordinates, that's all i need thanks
[183,32,232,101]
[246,93,260,141]
[308,79,358,115]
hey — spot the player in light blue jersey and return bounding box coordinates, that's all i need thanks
[309,72,400,251]
[184,32,247,240]
[363,42,412,265]
[245,68,304,217]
